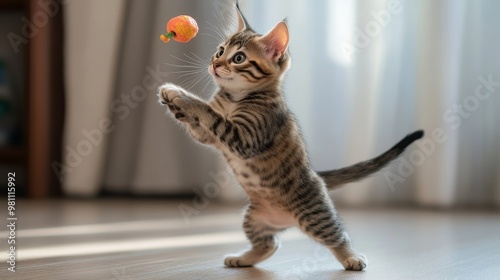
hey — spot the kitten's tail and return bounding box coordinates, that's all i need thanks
[318,130,424,191]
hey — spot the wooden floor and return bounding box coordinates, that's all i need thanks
[1,199,499,280]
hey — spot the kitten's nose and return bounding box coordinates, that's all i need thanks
[213,63,221,70]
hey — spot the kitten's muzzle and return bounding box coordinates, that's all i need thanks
[213,63,222,70]
[213,63,223,77]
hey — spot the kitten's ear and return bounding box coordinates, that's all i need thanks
[235,2,248,32]
[258,21,289,62]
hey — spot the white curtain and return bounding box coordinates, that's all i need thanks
[243,0,500,207]
[63,0,126,196]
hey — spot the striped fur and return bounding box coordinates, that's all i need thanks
[158,7,423,271]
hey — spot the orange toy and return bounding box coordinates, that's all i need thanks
[160,15,199,43]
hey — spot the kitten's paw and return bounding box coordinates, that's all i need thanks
[224,245,279,268]
[224,255,254,268]
[342,254,367,271]
[158,83,186,105]
[158,83,194,122]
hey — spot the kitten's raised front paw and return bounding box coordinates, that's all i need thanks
[342,254,367,271]
[224,255,254,268]
[158,83,186,105]
[158,83,193,122]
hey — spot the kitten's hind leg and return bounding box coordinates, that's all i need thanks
[295,201,367,271]
[329,232,367,271]
[225,206,282,267]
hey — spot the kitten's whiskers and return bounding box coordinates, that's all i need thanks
[168,53,213,91]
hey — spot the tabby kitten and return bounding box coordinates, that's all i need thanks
[158,6,423,271]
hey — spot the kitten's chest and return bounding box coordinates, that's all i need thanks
[226,155,260,186]
[210,96,238,117]
[223,154,267,192]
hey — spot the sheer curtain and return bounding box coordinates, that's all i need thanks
[63,0,126,196]
[242,0,500,207]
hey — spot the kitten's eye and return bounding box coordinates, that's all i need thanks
[232,52,246,64]
[217,47,225,57]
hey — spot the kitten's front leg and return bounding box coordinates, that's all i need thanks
[158,83,215,144]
